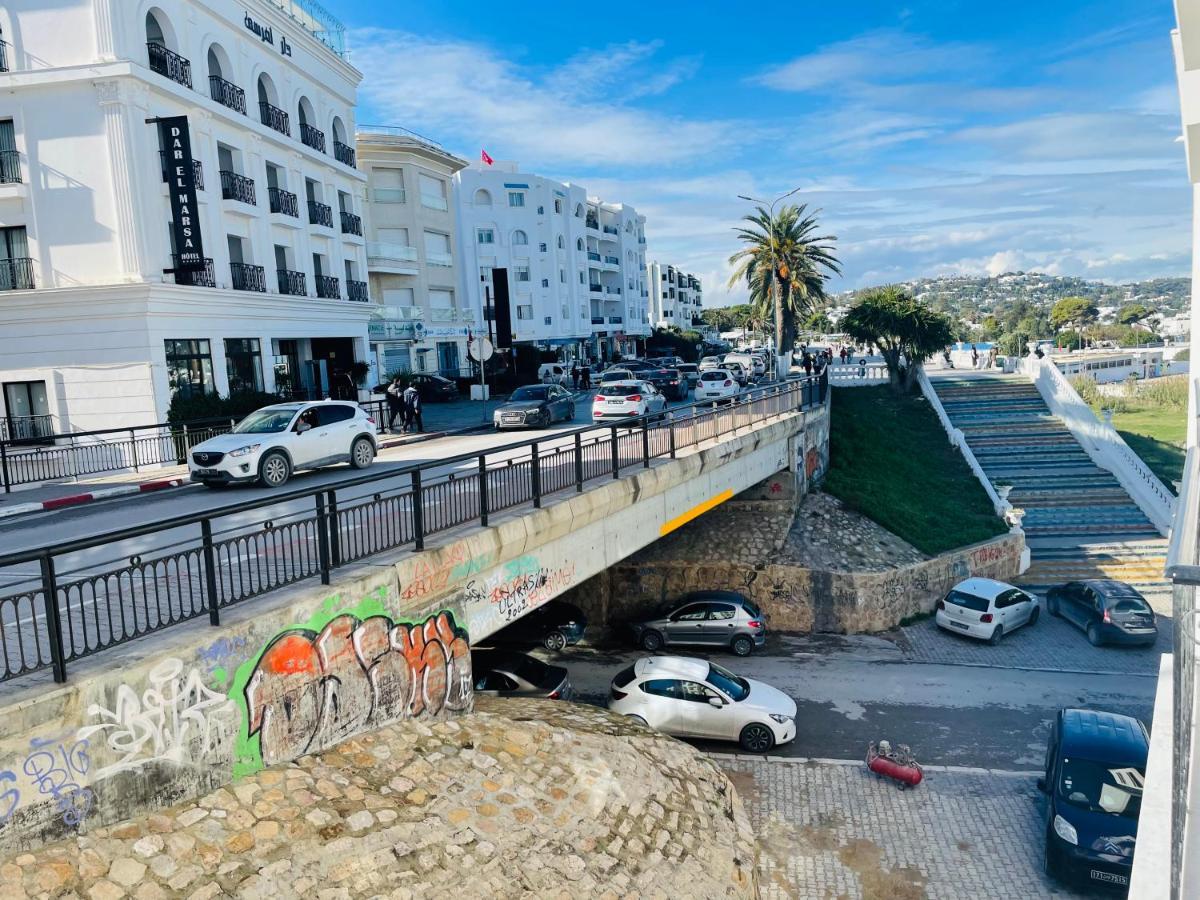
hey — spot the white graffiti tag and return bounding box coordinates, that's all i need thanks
[78,659,236,777]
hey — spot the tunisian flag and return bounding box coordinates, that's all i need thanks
[481,149,494,166]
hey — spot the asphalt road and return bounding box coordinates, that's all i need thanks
[515,633,1158,771]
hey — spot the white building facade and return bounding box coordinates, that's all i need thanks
[647,260,703,330]
[0,0,370,435]
[357,127,470,385]
[455,161,650,364]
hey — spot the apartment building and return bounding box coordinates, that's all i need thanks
[0,0,370,434]
[455,161,650,363]
[647,260,704,329]
[357,127,471,384]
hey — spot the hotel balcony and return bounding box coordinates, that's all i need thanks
[347,279,369,302]
[277,269,307,297]
[259,101,290,137]
[208,76,246,114]
[172,256,215,288]
[147,43,191,89]
[334,141,356,168]
[268,186,299,217]
[308,199,333,227]
[230,262,266,292]
[159,152,204,189]
[220,170,255,205]
[300,123,326,153]
[0,258,36,291]
[340,211,363,236]
[315,274,340,299]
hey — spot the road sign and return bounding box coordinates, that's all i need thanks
[468,337,494,361]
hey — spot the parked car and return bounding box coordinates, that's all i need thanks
[630,591,765,657]
[698,355,726,372]
[537,363,572,386]
[1046,580,1158,647]
[408,373,459,402]
[188,401,376,489]
[724,352,763,379]
[592,380,668,421]
[934,577,1040,645]
[485,600,587,651]
[599,368,636,384]
[724,361,750,386]
[676,363,701,389]
[471,649,574,699]
[1039,708,1148,890]
[644,368,689,401]
[695,369,740,402]
[608,656,795,752]
[649,356,686,368]
[493,384,576,429]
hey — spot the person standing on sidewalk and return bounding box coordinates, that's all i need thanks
[571,365,580,391]
[403,384,423,433]
[386,377,405,432]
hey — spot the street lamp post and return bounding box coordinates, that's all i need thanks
[738,188,803,381]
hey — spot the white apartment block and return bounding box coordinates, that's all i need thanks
[647,260,703,329]
[357,127,471,384]
[0,0,370,436]
[455,161,650,363]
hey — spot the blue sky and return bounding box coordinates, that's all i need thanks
[324,0,1187,305]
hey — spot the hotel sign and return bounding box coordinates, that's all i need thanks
[244,12,293,57]
[157,116,205,271]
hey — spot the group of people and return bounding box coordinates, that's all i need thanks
[569,366,593,391]
[384,378,424,434]
[796,344,834,378]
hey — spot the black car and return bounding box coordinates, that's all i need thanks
[493,384,576,429]
[1046,580,1158,647]
[471,649,574,699]
[486,600,587,651]
[1040,708,1148,890]
[644,368,689,401]
[409,374,459,402]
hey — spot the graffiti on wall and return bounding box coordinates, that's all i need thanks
[401,544,495,601]
[77,659,236,778]
[232,605,470,771]
[462,555,577,629]
[1,736,94,830]
[970,542,1010,568]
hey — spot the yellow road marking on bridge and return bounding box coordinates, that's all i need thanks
[660,489,734,537]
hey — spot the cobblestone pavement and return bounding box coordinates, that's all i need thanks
[0,699,757,899]
[783,494,928,572]
[716,756,1093,900]
[901,608,1169,675]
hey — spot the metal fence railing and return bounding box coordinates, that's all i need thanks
[0,377,825,685]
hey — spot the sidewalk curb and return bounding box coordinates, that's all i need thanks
[0,476,193,520]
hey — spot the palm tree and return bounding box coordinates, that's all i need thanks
[727,204,840,375]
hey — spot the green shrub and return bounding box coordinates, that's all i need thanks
[166,390,282,424]
[1137,375,1189,409]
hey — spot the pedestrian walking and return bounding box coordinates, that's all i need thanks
[571,365,580,391]
[385,377,405,432]
[402,384,423,433]
[582,366,592,390]
[971,344,980,369]
[803,354,813,377]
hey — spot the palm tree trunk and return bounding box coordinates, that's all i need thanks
[773,274,787,379]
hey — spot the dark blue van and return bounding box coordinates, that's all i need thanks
[1040,708,1148,890]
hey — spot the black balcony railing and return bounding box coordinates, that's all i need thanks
[300,123,326,152]
[220,170,255,205]
[308,199,333,227]
[589,283,603,292]
[315,274,340,299]
[159,152,204,190]
[208,75,246,113]
[587,251,601,261]
[0,39,9,73]
[268,186,299,217]
[0,149,20,185]
[0,257,35,291]
[147,42,191,89]
[277,268,307,296]
[334,140,356,168]
[173,256,216,288]
[259,101,290,136]
[230,262,266,292]
[347,279,369,302]
[591,317,605,325]
[340,211,362,235]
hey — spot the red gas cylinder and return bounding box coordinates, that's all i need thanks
[867,754,923,787]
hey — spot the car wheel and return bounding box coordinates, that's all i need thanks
[988,625,1004,646]
[731,635,754,657]
[1087,623,1103,647]
[639,630,664,652]
[626,715,649,728]
[1043,833,1060,881]
[543,631,567,652]
[350,437,375,470]
[258,451,291,488]
[1047,595,1060,617]
[739,723,775,754]
[1029,607,1040,627]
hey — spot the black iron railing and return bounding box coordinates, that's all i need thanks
[0,415,53,443]
[220,170,255,204]
[0,257,35,291]
[340,211,362,235]
[0,378,825,683]
[315,274,340,299]
[308,199,333,227]
[268,186,299,217]
[300,123,326,152]
[0,149,20,184]
[147,42,191,88]
[334,140,355,167]
[159,152,204,189]
[347,279,369,302]
[0,39,9,73]
[208,75,246,113]
[230,261,266,292]
[259,101,290,136]
[173,255,215,288]
[277,268,306,296]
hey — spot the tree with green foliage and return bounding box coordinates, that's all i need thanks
[841,286,955,393]
[801,310,834,334]
[1049,296,1099,349]
[1116,303,1152,326]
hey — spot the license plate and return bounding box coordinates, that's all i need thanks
[1090,870,1127,885]
[196,468,218,477]
[608,400,624,405]
[502,414,521,422]
[950,620,968,630]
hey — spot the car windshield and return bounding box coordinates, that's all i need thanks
[1109,598,1150,613]
[613,665,637,688]
[233,408,298,434]
[945,590,989,612]
[700,372,727,381]
[678,365,698,373]
[511,386,548,401]
[1059,757,1144,817]
[598,385,639,397]
[600,372,630,383]
[506,655,549,684]
[706,662,750,702]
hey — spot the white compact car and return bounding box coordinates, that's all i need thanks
[592,380,667,421]
[698,356,726,373]
[188,401,377,489]
[609,656,796,753]
[695,370,740,402]
[934,577,1041,645]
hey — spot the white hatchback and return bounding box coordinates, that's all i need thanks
[934,577,1041,645]
[608,656,796,753]
[695,369,740,402]
[188,401,377,489]
[592,380,667,421]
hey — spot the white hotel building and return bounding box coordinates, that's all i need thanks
[455,161,650,363]
[646,260,703,330]
[0,0,370,435]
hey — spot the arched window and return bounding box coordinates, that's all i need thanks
[331,116,347,146]
[146,11,167,47]
[557,235,564,249]
[512,229,528,246]
[206,47,223,80]
[298,96,324,151]
[257,73,278,106]
[474,189,492,206]
[575,237,584,251]
[297,96,314,127]
[257,74,288,133]
[574,203,582,217]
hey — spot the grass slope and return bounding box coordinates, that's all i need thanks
[823,386,1008,556]
[1113,409,1187,490]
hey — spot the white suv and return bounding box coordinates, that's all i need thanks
[695,369,740,401]
[188,401,377,488]
[592,380,667,421]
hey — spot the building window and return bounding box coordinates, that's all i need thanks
[557,235,565,249]
[508,192,525,207]
[579,271,585,284]
[554,199,563,214]
[559,268,566,283]
[0,120,20,184]
[576,238,584,251]
[373,167,405,203]
[165,339,215,398]
[539,242,547,252]
[514,265,530,282]
[424,230,452,266]
[225,338,264,393]
[516,305,533,319]
[0,226,33,290]
[544,316,552,325]
[541,278,549,288]
[473,188,492,206]
[477,228,495,245]
[512,229,528,246]
[419,173,448,210]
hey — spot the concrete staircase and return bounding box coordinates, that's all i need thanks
[931,375,1170,608]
